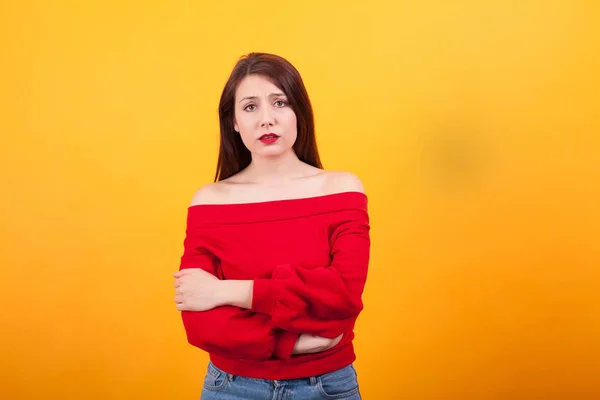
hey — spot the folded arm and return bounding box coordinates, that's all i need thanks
[224,208,370,338]
[178,221,298,361]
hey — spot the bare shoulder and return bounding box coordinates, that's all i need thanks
[189,182,230,206]
[322,170,365,195]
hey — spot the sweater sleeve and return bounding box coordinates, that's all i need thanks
[251,209,370,337]
[179,214,299,361]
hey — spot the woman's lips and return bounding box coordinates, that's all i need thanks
[259,133,279,144]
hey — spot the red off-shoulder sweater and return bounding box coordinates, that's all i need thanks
[178,191,370,380]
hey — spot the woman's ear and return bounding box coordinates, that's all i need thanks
[234,121,239,133]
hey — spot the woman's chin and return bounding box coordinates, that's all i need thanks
[253,146,294,159]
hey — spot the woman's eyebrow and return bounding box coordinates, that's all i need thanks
[238,93,286,103]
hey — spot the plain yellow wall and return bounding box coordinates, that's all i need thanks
[1,1,599,399]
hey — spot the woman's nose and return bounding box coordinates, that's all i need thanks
[260,108,275,127]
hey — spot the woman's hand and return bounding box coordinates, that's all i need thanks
[292,333,343,355]
[173,268,224,311]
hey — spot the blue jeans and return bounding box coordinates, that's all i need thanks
[201,361,362,399]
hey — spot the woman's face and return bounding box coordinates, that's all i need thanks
[234,74,297,158]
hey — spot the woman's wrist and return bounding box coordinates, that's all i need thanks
[219,280,253,309]
[292,334,344,355]
[292,335,329,354]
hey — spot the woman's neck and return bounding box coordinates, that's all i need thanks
[242,151,311,184]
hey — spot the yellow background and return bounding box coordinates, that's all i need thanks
[1,1,599,399]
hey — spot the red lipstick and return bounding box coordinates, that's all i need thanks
[259,133,279,144]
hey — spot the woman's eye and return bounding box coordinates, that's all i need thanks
[244,104,256,111]
[274,100,287,107]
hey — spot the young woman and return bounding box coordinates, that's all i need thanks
[173,52,370,399]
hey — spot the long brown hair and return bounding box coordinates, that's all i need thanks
[214,52,323,182]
